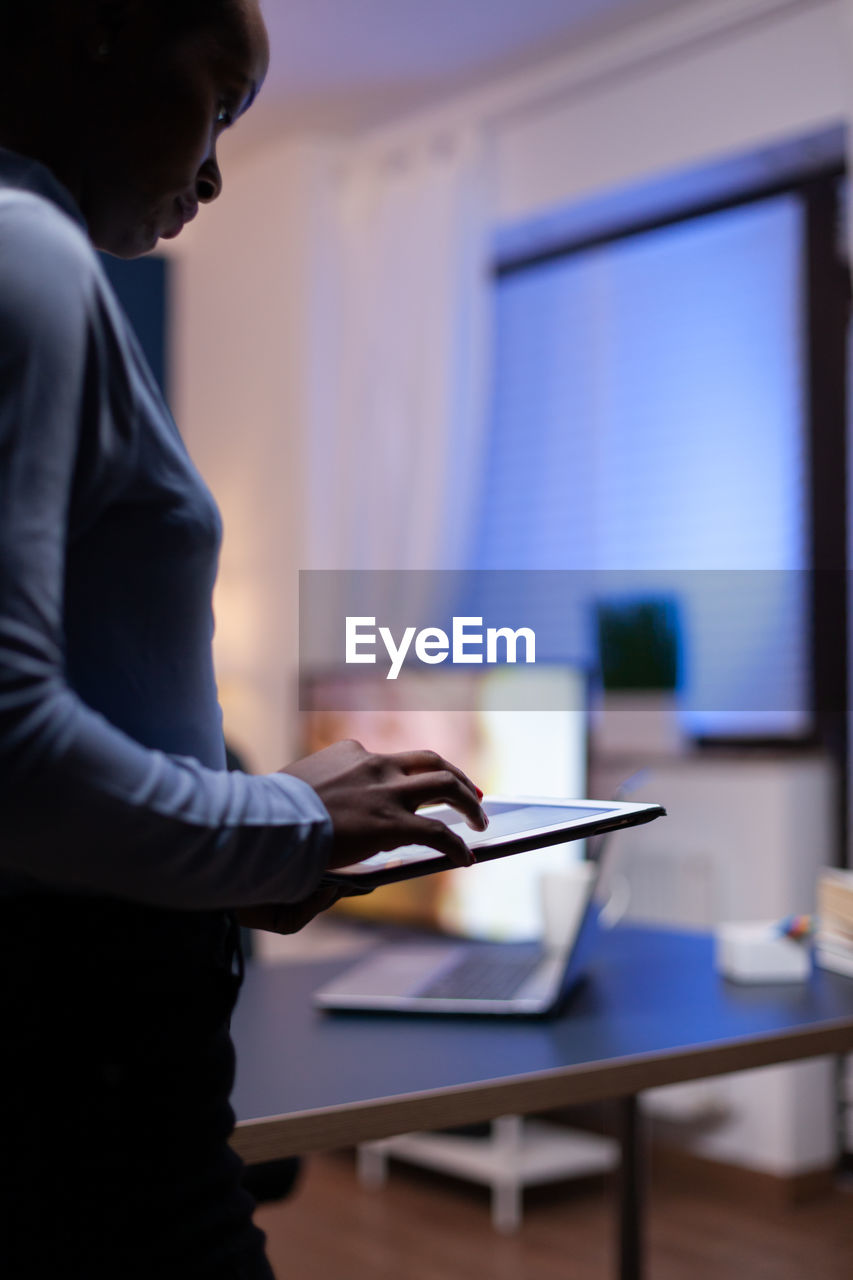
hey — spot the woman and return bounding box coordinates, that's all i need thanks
[0,2,486,1276]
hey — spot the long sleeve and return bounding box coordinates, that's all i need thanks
[0,183,332,910]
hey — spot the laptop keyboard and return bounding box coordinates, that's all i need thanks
[418,947,543,1001]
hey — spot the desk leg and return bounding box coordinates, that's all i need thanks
[616,1094,644,1280]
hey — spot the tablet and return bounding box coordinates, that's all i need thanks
[322,795,665,892]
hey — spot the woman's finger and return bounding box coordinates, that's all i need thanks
[396,769,488,831]
[391,749,486,806]
[407,814,476,868]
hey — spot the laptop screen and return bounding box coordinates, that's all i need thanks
[298,664,588,942]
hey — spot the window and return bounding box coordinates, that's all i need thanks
[471,177,846,741]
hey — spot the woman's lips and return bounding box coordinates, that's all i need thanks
[161,199,199,240]
[160,219,184,240]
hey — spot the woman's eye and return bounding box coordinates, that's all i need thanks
[216,105,234,127]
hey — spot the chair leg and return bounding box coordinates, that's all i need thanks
[491,1115,524,1233]
[357,1143,388,1190]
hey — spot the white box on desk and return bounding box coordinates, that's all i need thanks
[715,921,811,983]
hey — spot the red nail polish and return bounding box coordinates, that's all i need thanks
[476,786,484,799]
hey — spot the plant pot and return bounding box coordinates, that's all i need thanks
[593,690,685,758]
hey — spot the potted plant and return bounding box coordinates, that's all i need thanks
[594,596,684,756]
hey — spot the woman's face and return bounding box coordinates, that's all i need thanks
[81,1,269,258]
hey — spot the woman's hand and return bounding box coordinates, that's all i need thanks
[280,739,487,870]
[236,883,344,935]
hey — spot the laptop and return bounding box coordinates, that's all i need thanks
[314,833,614,1017]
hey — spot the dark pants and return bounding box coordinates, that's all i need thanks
[0,896,276,1279]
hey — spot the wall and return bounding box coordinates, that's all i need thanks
[493,0,846,226]
[171,140,340,770]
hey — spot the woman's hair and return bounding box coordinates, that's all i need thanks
[1,1,240,51]
[149,0,242,35]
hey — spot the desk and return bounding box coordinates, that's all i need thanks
[230,927,853,1280]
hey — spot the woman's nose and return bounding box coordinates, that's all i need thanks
[196,157,223,204]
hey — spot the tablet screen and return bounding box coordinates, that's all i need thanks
[334,800,612,876]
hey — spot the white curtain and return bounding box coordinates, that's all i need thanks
[304,126,493,586]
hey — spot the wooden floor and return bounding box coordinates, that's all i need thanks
[255,1151,853,1280]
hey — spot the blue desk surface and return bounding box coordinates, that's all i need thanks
[230,925,853,1162]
